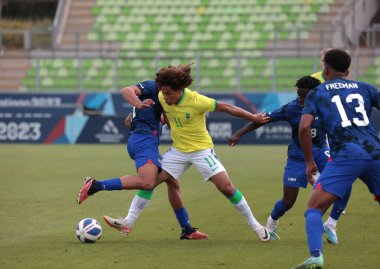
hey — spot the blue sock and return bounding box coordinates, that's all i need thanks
[305,208,324,257]
[270,200,289,220]
[330,186,351,220]
[174,208,193,233]
[94,178,122,191]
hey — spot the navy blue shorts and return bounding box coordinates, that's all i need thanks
[283,150,329,188]
[314,159,380,199]
[127,133,162,171]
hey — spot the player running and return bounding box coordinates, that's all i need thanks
[293,49,380,268]
[77,80,208,240]
[229,75,350,244]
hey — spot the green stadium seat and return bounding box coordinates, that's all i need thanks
[22,0,338,92]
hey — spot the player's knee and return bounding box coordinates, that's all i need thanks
[165,178,180,189]
[139,177,157,190]
[221,183,235,197]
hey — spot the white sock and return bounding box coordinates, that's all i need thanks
[232,196,261,232]
[324,216,337,228]
[124,194,151,227]
[266,215,279,232]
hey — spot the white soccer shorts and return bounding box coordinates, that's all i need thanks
[162,147,226,181]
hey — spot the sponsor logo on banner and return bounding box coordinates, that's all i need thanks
[208,122,232,140]
[255,125,292,140]
[95,120,124,143]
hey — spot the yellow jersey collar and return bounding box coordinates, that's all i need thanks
[176,88,187,105]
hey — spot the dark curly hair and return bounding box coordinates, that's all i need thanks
[295,75,321,90]
[155,63,193,91]
[324,49,351,72]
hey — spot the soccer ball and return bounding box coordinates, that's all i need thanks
[76,218,102,243]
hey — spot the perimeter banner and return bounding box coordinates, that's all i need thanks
[0,93,379,144]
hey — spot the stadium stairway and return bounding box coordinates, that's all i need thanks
[0,49,30,92]
[60,0,114,51]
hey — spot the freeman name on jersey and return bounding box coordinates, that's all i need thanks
[325,82,358,90]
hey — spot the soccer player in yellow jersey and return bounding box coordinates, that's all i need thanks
[311,48,332,83]
[155,64,274,241]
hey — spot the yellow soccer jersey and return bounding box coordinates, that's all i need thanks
[159,88,217,152]
[311,71,325,83]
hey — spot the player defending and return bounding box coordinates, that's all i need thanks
[77,80,208,240]
[153,64,273,242]
[229,76,350,244]
[293,49,380,268]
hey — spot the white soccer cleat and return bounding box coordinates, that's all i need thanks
[266,216,280,241]
[254,226,272,242]
[103,216,132,236]
[324,224,338,245]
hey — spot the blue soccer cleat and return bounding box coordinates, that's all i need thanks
[291,254,324,269]
[324,224,338,245]
[269,229,280,241]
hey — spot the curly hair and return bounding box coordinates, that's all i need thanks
[155,63,193,91]
[295,75,321,90]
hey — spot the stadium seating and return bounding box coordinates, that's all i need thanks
[22,0,336,92]
[358,56,380,88]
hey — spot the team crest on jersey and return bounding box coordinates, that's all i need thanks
[185,112,191,119]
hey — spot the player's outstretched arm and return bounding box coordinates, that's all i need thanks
[121,85,154,109]
[299,114,318,185]
[215,101,270,124]
[229,121,269,146]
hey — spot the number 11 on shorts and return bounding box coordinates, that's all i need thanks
[204,155,217,168]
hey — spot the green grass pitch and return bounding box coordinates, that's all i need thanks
[0,145,379,269]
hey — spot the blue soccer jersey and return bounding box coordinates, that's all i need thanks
[303,78,380,161]
[269,98,329,159]
[131,80,163,137]
[127,80,163,171]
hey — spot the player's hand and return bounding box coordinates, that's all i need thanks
[229,134,241,146]
[138,99,155,109]
[124,113,132,128]
[374,195,380,206]
[160,114,167,126]
[252,113,270,124]
[306,160,318,186]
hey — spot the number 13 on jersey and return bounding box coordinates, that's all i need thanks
[331,94,369,127]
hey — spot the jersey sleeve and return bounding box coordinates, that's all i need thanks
[194,91,217,112]
[302,89,318,117]
[135,80,156,97]
[268,104,288,122]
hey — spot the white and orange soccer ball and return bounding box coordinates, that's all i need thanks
[76,218,102,243]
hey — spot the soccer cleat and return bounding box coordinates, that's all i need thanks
[77,177,97,204]
[103,216,132,236]
[324,224,338,245]
[291,255,324,269]
[255,226,272,242]
[180,227,208,240]
[269,229,280,241]
[266,216,279,241]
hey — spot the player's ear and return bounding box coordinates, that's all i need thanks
[323,67,329,79]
